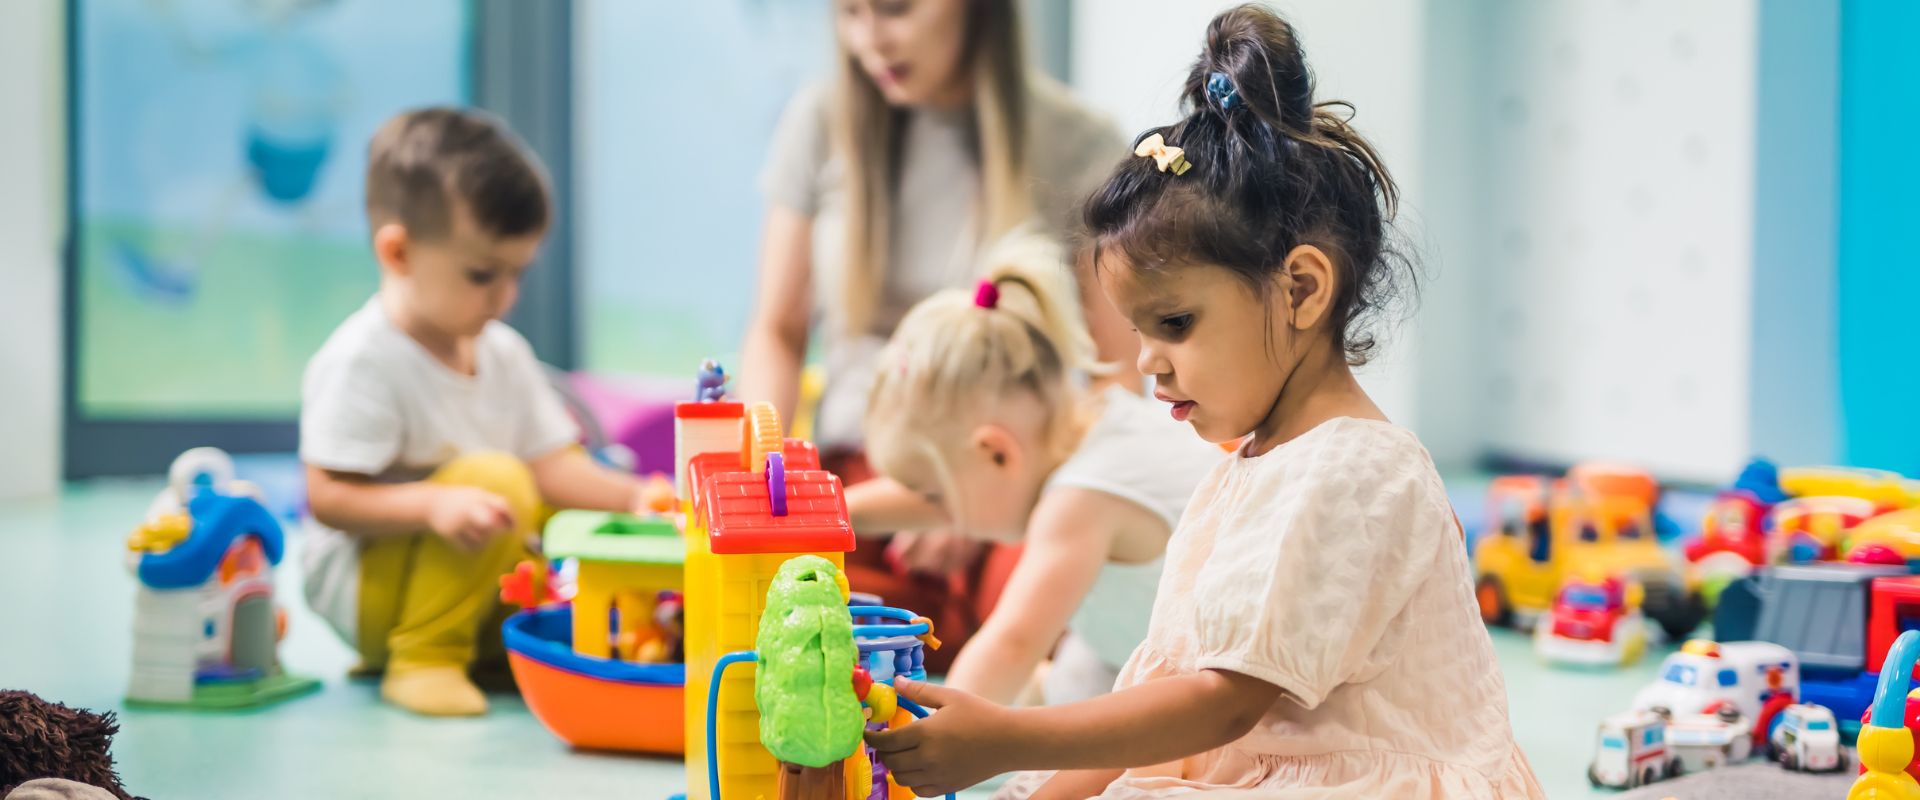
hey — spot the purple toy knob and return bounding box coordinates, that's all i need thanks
[767,452,787,517]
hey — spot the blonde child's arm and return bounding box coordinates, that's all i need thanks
[845,477,948,536]
[306,465,513,552]
[1029,769,1125,800]
[528,446,648,514]
[869,669,1280,797]
[738,206,813,424]
[944,489,1154,704]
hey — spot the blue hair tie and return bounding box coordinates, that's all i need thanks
[1206,72,1241,111]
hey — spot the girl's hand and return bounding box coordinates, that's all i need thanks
[865,678,1020,796]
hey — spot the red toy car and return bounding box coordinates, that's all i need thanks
[1536,575,1648,667]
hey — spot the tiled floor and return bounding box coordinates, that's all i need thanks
[2,476,1691,799]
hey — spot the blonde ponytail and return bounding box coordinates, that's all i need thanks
[865,233,1106,470]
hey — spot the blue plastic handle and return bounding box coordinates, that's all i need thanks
[1871,630,1920,726]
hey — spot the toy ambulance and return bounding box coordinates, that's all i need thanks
[1590,709,1680,789]
[1633,640,1800,740]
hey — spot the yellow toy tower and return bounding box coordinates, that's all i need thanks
[681,400,856,800]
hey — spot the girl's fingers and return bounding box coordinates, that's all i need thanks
[866,723,922,753]
[892,677,953,709]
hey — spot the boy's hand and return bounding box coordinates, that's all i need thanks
[865,678,1019,797]
[629,473,677,516]
[427,486,515,551]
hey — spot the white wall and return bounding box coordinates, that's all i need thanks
[1472,1,1758,481]
[0,0,64,499]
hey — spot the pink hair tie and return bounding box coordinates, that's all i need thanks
[973,279,1001,309]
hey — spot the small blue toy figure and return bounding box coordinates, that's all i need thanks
[695,359,729,402]
[1733,458,1788,505]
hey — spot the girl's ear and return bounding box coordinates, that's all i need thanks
[970,424,1020,471]
[1280,244,1337,331]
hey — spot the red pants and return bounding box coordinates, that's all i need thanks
[826,451,1020,674]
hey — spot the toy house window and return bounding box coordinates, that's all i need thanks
[1579,523,1599,543]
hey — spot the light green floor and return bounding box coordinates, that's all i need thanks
[1,479,1656,799]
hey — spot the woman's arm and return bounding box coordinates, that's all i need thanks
[845,477,949,536]
[943,489,1142,704]
[869,670,1279,797]
[737,205,814,422]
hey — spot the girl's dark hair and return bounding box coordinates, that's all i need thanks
[1083,4,1414,365]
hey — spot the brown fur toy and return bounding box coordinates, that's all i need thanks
[0,691,137,800]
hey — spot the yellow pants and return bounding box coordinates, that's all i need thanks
[355,452,545,671]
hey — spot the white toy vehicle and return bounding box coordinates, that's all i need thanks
[1770,703,1844,772]
[1667,707,1753,773]
[1633,640,1799,741]
[1590,710,1680,789]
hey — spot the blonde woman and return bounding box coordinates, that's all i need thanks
[740,0,1131,666]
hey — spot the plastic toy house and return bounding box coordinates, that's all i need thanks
[544,510,685,660]
[683,401,857,800]
[126,448,318,709]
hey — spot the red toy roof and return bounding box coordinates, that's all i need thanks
[674,401,746,420]
[688,441,851,555]
[703,470,853,555]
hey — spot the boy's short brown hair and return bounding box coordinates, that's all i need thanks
[364,107,550,241]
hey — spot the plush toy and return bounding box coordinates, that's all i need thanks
[0,691,140,800]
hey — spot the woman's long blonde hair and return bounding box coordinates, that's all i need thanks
[864,234,1105,492]
[831,0,1033,337]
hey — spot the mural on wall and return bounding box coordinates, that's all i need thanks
[75,0,469,418]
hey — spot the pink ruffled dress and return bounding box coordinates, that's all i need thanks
[1004,418,1544,799]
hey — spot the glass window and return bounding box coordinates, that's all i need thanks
[576,1,830,375]
[1601,734,1626,749]
[1808,719,1832,731]
[1565,586,1608,608]
[1664,663,1700,686]
[1718,668,1738,687]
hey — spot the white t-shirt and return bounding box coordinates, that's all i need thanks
[1040,386,1225,703]
[298,296,579,642]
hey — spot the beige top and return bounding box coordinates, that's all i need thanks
[761,76,1124,449]
[1100,419,1544,800]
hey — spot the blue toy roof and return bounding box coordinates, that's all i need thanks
[137,492,286,590]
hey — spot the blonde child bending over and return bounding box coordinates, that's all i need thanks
[867,6,1544,798]
[847,234,1222,706]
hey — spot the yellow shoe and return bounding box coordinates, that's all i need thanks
[381,664,488,717]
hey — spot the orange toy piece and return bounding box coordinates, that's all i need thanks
[640,473,677,514]
[506,644,685,754]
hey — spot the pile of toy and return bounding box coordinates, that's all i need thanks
[1495,458,1920,793]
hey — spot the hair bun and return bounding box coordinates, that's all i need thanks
[1189,4,1314,131]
